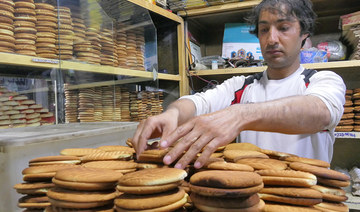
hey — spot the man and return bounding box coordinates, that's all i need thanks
[132,0,346,169]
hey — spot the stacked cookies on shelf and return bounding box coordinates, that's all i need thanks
[0,0,15,53]
[337,89,355,132]
[35,2,57,59]
[55,6,73,60]
[352,88,360,131]
[0,86,55,128]
[14,0,37,56]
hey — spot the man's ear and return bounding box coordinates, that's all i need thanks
[301,33,310,48]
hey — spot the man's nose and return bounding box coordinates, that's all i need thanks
[267,27,279,45]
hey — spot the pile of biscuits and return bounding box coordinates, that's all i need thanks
[115,168,188,211]
[14,157,80,211]
[0,86,55,129]
[14,141,352,211]
[35,2,57,59]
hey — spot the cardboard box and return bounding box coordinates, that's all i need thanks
[222,23,263,60]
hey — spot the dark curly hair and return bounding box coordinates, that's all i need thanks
[247,0,317,37]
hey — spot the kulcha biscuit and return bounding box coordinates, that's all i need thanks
[256,169,317,187]
[259,187,323,206]
[29,155,81,166]
[52,167,123,191]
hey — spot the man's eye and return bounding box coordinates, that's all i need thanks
[279,26,289,31]
[259,28,268,33]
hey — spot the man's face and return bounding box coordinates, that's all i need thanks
[258,9,308,69]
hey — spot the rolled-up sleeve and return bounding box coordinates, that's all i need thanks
[180,76,246,116]
[305,71,346,129]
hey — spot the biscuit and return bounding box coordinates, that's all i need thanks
[205,161,254,172]
[80,151,133,162]
[282,156,330,168]
[311,185,347,202]
[236,158,288,170]
[0,34,15,42]
[224,149,269,162]
[289,162,350,181]
[115,188,186,210]
[263,203,320,212]
[119,168,187,187]
[15,8,36,16]
[13,182,55,195]
[47,187,117,208]
[0,2,14,13]
[313,202,349,212]
[115,192,188,212]
[0,15,13,24]
[259,187,322,206]
[190,183,264,198]
[256,169,317,187]
[60,148,103,156]
[34,3,54,10]
[29,155,81,166]
[14,1,35,9]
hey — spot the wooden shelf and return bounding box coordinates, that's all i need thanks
[178,0,261,17]
[128,0,183,24]
[0,52,181,81]
[189,60,360,76]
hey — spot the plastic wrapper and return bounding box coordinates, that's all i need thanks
[300,47,328,63]
[317,41,346,61]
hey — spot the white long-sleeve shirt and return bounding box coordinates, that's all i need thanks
[181,66,346,163]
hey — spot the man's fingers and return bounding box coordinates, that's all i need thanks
[194,139,219,169]
[172,135,212,169]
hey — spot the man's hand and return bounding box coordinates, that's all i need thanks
[132,110,178,159]
[160,106,242,169]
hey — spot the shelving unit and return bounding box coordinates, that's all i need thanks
[0,52,181,81]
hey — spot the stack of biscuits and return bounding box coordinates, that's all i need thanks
[84,27,101,64]
[352,88,360,131]
[64,83,78,123]
[120,87,131,121]
[0,87,54,128]
[289,159,350,212]
[115,25,128,68]
[100,29,116,67]
[125,29,138,70]
[77,87,95,122]
[72,17,86,45]
[93,86,103,122]
[101,86,115,122]
[113,85,122,122]
[14,161,78,211]
[34,2,57,59]
[190,170,265,211]
[55,6,73,60]
[129,91,141,121]
[115,167,188,211]
[14,0,37,56]
[0,0,15,53]
[135,28,146,71]
[47,166,123,211]
[337,89,355,132]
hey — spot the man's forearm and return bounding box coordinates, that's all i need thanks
[234,95,332,134]
[166,98,197,126]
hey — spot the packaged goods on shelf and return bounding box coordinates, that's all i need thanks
[222,23,263,61]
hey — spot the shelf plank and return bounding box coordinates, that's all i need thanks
[189,60,360,76]
[178,0,261,17]
[0,52,180,81]
[128,0,183,24]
